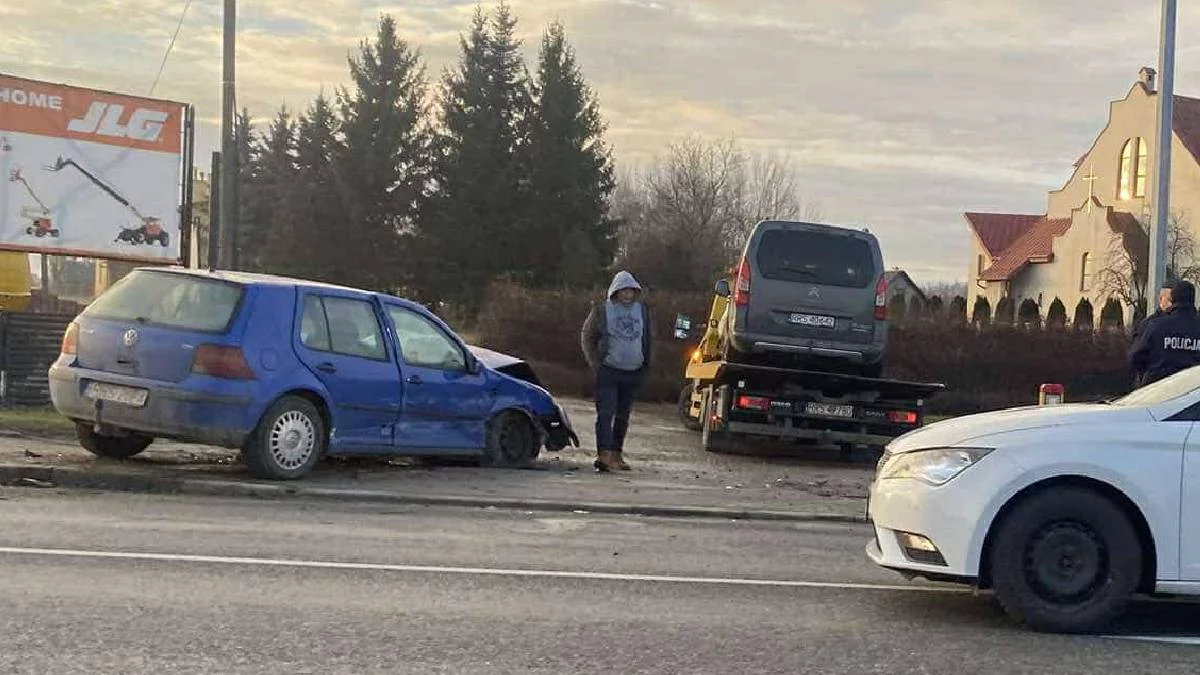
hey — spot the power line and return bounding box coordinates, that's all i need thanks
[150,0,195,96]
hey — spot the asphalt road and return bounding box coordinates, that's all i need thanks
[1,489,1199,674]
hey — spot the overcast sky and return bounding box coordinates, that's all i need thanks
[5,0,1200,283]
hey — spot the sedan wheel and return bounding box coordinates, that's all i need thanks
[989,487,1141,633]
[482,412,539,468]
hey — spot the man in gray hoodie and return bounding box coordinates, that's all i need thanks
[581,271,653,472]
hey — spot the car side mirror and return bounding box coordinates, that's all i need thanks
[467,356,482,374]
[674,314,694,340]
[714,278,731,298]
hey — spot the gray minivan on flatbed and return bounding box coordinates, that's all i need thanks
[720,219,889,377]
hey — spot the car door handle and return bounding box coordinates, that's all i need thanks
[316,362,337,374]
[406,375,422,385]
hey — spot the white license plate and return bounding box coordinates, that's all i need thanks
[805,402,855,418]
[84,382,148,407]
[788,313,836,328]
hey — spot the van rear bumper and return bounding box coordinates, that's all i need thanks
[729,333,884,364]
[49,363,258,449]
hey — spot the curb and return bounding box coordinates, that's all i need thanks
[0,464,868,524]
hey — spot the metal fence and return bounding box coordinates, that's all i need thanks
[0,312,74,407]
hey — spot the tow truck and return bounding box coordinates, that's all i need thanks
[674,275,945,461]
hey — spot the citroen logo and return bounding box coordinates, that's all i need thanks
[123,328,139,347]
[808,287,821,298]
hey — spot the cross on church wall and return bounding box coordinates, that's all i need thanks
[1081,165,1101,212]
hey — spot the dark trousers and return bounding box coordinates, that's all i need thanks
[595,366,645,451]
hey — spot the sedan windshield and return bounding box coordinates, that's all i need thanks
[1111,364,1200,407]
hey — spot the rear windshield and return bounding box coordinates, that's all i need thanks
[755,229,876,288]
[82,270,244,333]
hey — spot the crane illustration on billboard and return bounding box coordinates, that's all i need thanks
[8,167,59,239]
[45,156,169,247]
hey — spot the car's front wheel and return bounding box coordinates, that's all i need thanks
[989,486,1142,633]
[243,396,326,480]
[76,423,152,459]
[482,411,539,468]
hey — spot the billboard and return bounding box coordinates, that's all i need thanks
[0,73,192,263]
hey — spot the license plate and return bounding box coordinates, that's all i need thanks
[805,402,855,418]
[84,382,148,407]
[788,313,836,328]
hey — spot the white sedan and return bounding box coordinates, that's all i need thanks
[866,369,1200,633]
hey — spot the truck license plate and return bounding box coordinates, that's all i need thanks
[789,313,836,328]
[805,402,855,418]
[84,382,148,407]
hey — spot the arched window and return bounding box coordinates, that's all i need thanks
[1080,252,1093,292]
[1118,137,1148,200]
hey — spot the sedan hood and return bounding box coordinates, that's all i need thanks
[466,345,544,389]
[890,403,1153,453]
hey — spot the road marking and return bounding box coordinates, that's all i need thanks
[0,545,967,593]
[1103,635,1200,646]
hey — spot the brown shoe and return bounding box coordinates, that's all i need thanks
[612,451,631,471]
[594,450,619,472]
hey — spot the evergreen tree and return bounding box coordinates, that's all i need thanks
[420,2,533,309]
[275,95,343,281]
[233,109,256,270]
[251,107,298,275]
[524,20,617,288]
[335,14,431,292]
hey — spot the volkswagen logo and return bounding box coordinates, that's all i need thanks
[123,328,139,347]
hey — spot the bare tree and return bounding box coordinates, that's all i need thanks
[613,135,819,290]
[1164,211,1200,283]
[1097,210,1197,315]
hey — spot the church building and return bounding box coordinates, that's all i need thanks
[964,67,1200,324]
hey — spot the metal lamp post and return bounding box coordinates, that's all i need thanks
[1148,0,1178,305]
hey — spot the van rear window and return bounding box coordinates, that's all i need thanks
[755,229,876,288]
[82,270,244,333]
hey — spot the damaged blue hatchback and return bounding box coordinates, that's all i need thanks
[48,268,578,480]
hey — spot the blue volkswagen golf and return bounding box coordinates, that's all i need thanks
[49,268,578,480]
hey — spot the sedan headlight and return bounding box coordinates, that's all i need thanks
[879,447,993,486]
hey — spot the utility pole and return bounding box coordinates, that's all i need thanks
[1149,0,1177,305]
[217,0,237,270]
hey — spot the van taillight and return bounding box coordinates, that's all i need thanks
[192,344,255,380]
[874,274,888,320]
[61,322,79,355]
[734,258,751,307]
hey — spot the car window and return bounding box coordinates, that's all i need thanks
[755,229,875,289]
[83,270,243,332]
[299,295,331,351]
[387,306,467,371]
[1112,365,1200,408]
[320,296,386,360]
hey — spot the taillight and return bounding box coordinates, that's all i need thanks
[874,274,888,320]
[61,321,79,355]
[191,344,255,379]
[734,258,751,307]
[736,395,770,411]
[887,410,918,425]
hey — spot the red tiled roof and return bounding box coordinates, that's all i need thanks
[964,212,1042,258]
[1173,95,1200,167]
[980,216,1072,281]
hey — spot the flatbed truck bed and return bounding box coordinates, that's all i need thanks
[678,359,946,458]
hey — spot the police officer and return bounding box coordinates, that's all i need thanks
[1130,283,1174,387]
[1129,280,1200,387]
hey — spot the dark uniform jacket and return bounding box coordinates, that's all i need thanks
[1129,305,1200,387]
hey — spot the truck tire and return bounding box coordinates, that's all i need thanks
[988,486,1141,633]
[678,383,702,432]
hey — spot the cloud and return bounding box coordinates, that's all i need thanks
[2,0,1190,282]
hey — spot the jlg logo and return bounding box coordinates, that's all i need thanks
[67,102,170,142]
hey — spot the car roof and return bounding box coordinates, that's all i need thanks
[135,266,427,312]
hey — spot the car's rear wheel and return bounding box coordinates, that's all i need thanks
[243,396,326,480]
[989,486,1141,633]
[76,423,152,459]
[482,411,539,468]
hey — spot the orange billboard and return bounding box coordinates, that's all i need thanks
[0,73,190,262]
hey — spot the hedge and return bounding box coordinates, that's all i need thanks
[472,282,1135,415]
